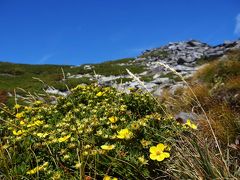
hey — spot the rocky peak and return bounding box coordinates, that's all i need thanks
[69,40,240,96]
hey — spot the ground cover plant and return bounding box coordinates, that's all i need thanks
[0,84,197,179]
[1,50,240,179]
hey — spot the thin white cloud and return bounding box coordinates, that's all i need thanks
[39,54,53,64]
[234,13,240,36]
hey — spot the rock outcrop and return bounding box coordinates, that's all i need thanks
[70,40,240,96]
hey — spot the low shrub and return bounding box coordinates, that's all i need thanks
[0,85,192,179]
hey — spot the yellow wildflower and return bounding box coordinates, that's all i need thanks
[103,176,111,180]
[119,105,127,111]
[14,104,21,109]
[34,120,44,126]
[63,154,70,160]
[103,175,118,180]
[34,100,43,105]
[149,143,170,161]
[101,144,115,150]
[75,162,81,169]
[82,151,89,156]
[20,121,25,125]
[26,162,48,175]
[96,92,103,97]
[52,172,61,180]
[108,116,118,123]
[117,128,133,139]
[12,129,24,136]
[58,134,71,143]
[131,121,140,130]
[138,156,148,165]
[36,132,48,138]
[16,112,24,119]
[24,106,32,111]
[185,119,197,129]
[140,139,151,148]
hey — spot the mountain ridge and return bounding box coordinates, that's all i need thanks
[1,39,240,106]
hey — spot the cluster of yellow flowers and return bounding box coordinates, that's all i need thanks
[0,85,198,179]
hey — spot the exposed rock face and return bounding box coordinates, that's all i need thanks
[70,40,240,96]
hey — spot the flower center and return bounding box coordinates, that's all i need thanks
[156,150,163,155]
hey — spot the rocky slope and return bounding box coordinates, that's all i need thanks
[63,39,240,96]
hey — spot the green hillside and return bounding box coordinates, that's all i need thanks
[0,50,240,179]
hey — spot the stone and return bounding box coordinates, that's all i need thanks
[152,77,170,84]
[175,112,198,123]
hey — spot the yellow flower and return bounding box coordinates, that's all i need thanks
[20,121,25,125]
[36,132,48,138]
[13,130,24,136]
[103,175,118,180]
[103,176,111,180]
[119,105,127,111]
[58,134,71,143]
[138,156,148,165]
[75,162,81,169]
[16,112,24,119]
[34,120,44,126]
[24,106,32,111]
[34,100,43,105]
[26,162,48,175]
[14,104,21,109]
[96,92,103,97]
[131,121,140,130]
[185,119,197,129]
[63,154,70,160]
[101,144,115,150]
[149,143,170,161]
[117,128,133,139]
[140,139,151,148]
[108,116,118,123]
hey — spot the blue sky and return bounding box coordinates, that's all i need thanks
[0,0,240,65]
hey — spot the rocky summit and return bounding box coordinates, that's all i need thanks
[63,39,240,96]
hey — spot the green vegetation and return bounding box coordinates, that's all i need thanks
[140,76,153,82]
[0,58,145,106]
[115,78,132,83]
[0,85,192,179]
[0,51,240,179]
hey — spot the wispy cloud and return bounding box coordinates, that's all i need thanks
[234,13,240,36]
[38,54,54,64]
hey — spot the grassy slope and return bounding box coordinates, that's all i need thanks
[0,50,240,179]
[0,58,145,105]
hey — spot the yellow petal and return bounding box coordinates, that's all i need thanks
[150,153,158,160]
[162,152,170,158]
[156,143,166,151]
[190,123,197,129]
[156,154,166,161]
[156,152,170,161]
[101,144,115,150]
[149,146,157,154]
[103,175,111,180]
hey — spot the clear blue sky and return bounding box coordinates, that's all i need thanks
[0,0,240,65]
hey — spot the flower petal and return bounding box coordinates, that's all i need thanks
[150,154,157,160]
[149,146,157,153]
[162,152,170,158]
[156,143,165,151]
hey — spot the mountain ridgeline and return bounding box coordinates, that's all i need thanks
[0,39,240,106]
